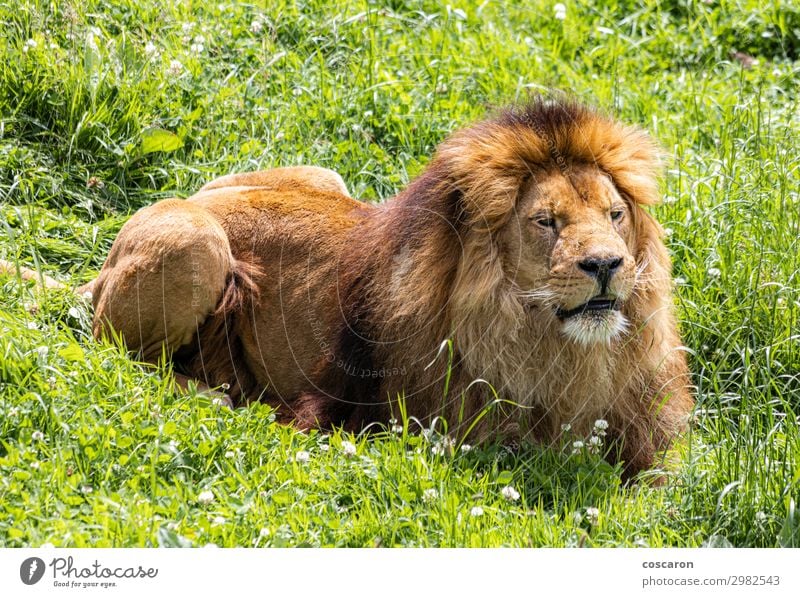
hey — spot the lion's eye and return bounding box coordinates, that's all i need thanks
[533,215,557,230]
[610,209,624,222]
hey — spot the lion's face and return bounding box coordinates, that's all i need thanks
[501,163,638,345]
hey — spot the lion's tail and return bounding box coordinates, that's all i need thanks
[0,258,67,290]
[174,256,264,406]
[214,257,263,318]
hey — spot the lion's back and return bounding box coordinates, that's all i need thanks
[186,180,375,401]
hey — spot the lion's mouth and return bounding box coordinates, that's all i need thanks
[556,298,620,320]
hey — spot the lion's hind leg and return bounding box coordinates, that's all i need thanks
[89,198,235,363]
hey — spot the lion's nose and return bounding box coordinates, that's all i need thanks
[577,256,623,292]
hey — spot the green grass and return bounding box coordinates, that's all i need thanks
[1,0,799,547]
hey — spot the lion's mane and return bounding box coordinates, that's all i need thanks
[304,98,692,477]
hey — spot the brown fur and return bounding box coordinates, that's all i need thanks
[74,99,692,478]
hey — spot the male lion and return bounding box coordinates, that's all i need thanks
[74,99,692,477]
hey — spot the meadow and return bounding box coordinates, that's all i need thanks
[0,0,798,547]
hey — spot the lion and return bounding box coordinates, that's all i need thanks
[8,98,693,479]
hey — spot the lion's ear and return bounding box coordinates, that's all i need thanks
[583,123,664,207]
[436,124,548,230]
[556,107,663,207]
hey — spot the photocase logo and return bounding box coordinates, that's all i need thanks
[20,557,46,585]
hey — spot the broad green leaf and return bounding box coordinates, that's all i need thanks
[59,343,84,362]
[140,127,183,154]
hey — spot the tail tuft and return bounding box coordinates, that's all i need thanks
[214,257,263,317]
[174,255,264,406]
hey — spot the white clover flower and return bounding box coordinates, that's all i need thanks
[295,450,310,463]
[190,41,205,53]
[31,461,41,470]
[573,510,583,524]
[341,440,357,457]
[259,527,270,537]
[213,516,226,525]
[708,267,721,277]
[501,485,520,502]
[460,444,472,453]
[755,511,767,522]
[197,490,215,505]
[571,440,584,453]
[32,430,45,442]
[68,307,81,319]
[144,41,158,57]
[211,397,224,406]
[589,436,603,447]
[181,22,194,34]
[422,488,439,502]
[674,277,687,286]
[250,19,263,34]
[319,443,330,452]
[37,346,49,358]
[167,59,184,77]
[560,422,572,433]
[81,485,93,495]
[85,30,99,52]
[585,507,600,525]
[663,227,674,237]
[470,506,484,517]
[431,444,445,456]
[553,3,567,20]
[23,38,38,52]
[224,450,236,459]
[9,407,20,417]
[594,419,609,431]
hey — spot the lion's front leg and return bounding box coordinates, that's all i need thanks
[609,378,693,482]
